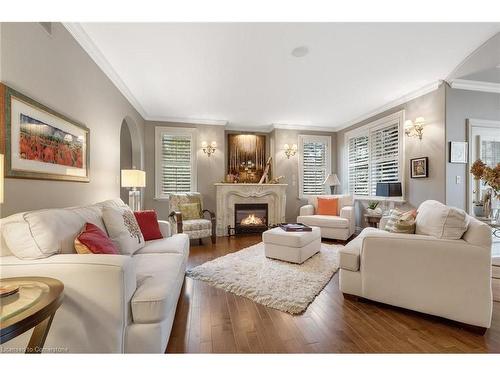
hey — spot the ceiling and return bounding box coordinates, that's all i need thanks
[67,23,500,131]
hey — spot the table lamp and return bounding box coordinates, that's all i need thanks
[121,169,146,211]
[323,173,341,194]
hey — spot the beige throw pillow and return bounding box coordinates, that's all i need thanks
[102,206,145,255]
[415,200,468,240]
[384,209,416,234]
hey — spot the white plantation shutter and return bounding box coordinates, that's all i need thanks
[370,123,400,195]
[155,127,197,198]
[348,135,369,196]
[299,135,331,197]
[346,111,403,198]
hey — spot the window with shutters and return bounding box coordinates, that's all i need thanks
[345,110,404,198]
[155,127,197,199]
[298,135,332,198]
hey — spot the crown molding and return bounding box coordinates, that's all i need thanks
[271,123,335,132]
[225,124,275,133]
[449,79,500,94]
[63,22,148,119]
[334,80,442,131]
[145,116,228,126]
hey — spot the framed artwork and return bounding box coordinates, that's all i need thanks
[410,157,429,178]
[227,134,267,183]
[0,83,90,182]
[449,141,468,163]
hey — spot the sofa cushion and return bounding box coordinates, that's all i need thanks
[75,223,119,255]
[308,194,353,211]
[262,226,321,248]
[297,215,349,229]
[317,197,339,215]
[131,253,186,324]
[134,210,163,241]
[462,216,492,249]
[102,206,145,255]
[183,219,211,231]
[135,233,190,257]
[415,200,468,240]
[2,221,52,259]
[384,209,416,234]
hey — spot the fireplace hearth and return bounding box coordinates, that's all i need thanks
[234,203,268,234]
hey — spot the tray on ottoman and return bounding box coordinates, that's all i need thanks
[262,226,321,264]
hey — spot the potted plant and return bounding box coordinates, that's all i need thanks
[366,201,382,216]
[470,160,500,218]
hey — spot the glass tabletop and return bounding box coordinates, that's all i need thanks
[0,281,50,322]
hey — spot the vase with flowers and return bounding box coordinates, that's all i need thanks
[470,160,500,218]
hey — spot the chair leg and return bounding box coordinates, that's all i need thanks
[198,238,202,245]
[211,234,216,244]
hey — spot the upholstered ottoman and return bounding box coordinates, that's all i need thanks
[262,226,321,264]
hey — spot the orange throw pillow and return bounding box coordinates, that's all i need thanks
[316,197,339,216]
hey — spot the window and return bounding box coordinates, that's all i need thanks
[298,135,331,197]
[155,127,197,199]
[345,111,404,198]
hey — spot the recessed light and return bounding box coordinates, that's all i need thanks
[291,46,309,58]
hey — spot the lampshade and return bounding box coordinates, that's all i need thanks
[0,154,4,204]
[121,169,146,188]
[376,182,402,197]
[323,173,341,186]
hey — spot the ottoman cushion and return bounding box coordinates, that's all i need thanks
[262,226,321,247]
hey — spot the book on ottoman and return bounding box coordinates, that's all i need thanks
[279,223,312,232]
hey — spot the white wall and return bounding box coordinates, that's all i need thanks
[0,23,145,217]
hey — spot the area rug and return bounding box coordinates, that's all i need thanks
[186,242,340,314]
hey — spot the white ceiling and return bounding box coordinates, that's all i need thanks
[68,23,500,131]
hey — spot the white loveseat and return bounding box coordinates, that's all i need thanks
[339,200,493,330]
[0,199,189,353]
[297,194,355,241]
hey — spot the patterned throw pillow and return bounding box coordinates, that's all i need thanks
[102,206,145,255]
[384,209,417,234]
[179,203,202,220]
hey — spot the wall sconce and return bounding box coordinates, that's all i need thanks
[284,144,298,159]
[201,141,217,157]
[404,117,425,140]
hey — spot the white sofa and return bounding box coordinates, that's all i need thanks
[339,200,493,330]
[297,194,355,241]
[0,198,189,353]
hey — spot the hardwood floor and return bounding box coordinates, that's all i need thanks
[166,234,500,353]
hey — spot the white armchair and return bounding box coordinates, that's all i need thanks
[297,195,355,241]
[339,200,493,332]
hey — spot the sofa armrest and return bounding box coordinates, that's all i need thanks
[359,231,492,327]
[158,220,171,238]
[299,204,315,216]
[0,254,137,352]
[340,206,355,236]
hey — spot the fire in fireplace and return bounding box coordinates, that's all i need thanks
[234,203,268,234]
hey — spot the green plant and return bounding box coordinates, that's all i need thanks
[367,201,379,210]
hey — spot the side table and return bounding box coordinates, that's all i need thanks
[1,277,64,353]
[364,214,382,228]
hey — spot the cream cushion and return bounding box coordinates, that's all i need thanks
[415,200,468,240]
[2,221,51,259]
[308,194,353,211]
[102,206,145,255]
[297,215,349,229]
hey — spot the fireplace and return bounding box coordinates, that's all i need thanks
[234,203,268,234]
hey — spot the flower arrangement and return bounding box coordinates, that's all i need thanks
[470,160,500,193]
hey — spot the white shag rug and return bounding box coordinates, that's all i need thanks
[186,242,340,314]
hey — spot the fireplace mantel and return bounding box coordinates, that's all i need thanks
[214,183,287,236]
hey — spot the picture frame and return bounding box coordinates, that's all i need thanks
[0,83,90,182]
[449,141,468,163]
[410,157,429,178]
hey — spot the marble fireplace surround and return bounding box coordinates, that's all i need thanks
[214,183,287,236]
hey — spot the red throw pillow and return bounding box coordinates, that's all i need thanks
[316,197,339,216]
[75,223,119,255]
[134,210,163,241]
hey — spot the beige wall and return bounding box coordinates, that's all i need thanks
[143,123,337,222]
[143,121,226,220]
[0,23,145,217]
[336,84,446,227]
